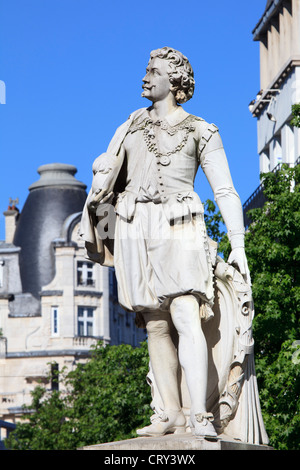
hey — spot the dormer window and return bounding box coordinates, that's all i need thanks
[77,261,95,287]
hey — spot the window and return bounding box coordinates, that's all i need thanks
[77,307,95,337]
[51,307,59,336]
[284,124,295,165]
[260,149,270,175]
[51,363,59,391]
[0,260,4,288]
[117,314,124,344]
[271,134,282,169]
[109,268,118,298]
[132,317,137,347]
[77,261,94,287]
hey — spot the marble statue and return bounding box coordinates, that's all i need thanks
[80,47,269,445]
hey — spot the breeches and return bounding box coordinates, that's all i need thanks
[114,202,214,312]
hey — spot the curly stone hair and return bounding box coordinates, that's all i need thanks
[149,47,195,104]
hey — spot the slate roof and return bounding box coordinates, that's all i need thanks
[13,164,87,299]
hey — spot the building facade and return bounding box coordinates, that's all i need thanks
[0,163,146,422]
[244,0,300,224]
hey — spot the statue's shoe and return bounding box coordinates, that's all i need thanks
[190,412,218,439]
[136,410,186,437]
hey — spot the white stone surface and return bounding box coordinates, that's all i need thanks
[81,433,273,451]
[81,47,268,445]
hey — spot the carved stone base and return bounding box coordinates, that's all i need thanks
[80,433,273,451]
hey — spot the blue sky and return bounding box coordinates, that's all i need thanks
[0,0,266,240]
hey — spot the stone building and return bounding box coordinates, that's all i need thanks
[0,163,146,422]
[244,0,300,224]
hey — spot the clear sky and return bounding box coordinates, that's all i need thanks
[0,0,266,241]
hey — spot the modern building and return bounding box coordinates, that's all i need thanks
[244,0,300,225]
[0,163,146,422]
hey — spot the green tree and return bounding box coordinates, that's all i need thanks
[291,103,300,128]
[220,164,300,450]
[6,342,152,450]
[245,165,299,357]
[4,385,75,450]
[66,340,152,447]
[204,199,225,243]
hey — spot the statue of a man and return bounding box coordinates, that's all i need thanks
[81,47,250,439]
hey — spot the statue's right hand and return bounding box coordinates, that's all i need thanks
[88,189,113,211]
[88,190,100,211]
[227,247,251,286]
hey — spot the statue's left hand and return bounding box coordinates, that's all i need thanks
[227,247,251,286]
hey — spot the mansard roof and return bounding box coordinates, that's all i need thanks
[13,164,87,299]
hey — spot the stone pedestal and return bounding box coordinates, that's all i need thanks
[80,433,273,451]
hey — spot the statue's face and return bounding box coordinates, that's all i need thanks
[142,57,171,103]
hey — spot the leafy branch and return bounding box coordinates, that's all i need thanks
[291,103,300,128]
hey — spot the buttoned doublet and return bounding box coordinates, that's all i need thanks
[81,107,244,313]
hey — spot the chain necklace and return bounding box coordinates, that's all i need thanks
[141,117,198,159]
[128,113,203,164]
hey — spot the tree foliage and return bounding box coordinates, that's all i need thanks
[204,199,225,243]
[220,165,300,449]
[246,165,299,358]
[291,103,300,128]
[6,342,152,450]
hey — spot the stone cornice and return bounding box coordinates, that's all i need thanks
[252,0,284,41]
[249,57,300,117]
[5,349,97,358]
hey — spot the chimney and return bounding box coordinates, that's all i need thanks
[3,198,19,244]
